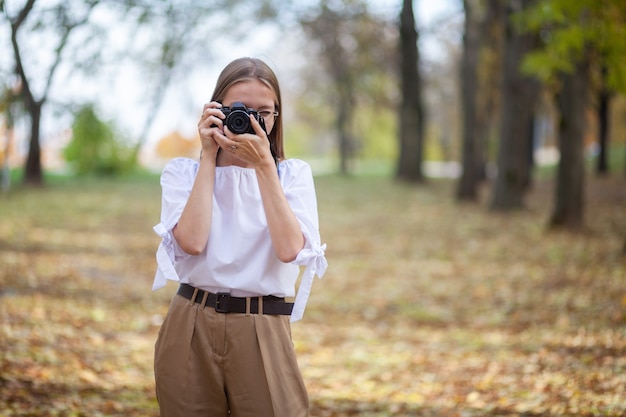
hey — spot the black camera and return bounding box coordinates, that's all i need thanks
[220,102,267,135]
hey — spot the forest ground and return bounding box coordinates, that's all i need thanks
[0,170,625,416]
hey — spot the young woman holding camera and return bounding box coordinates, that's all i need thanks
[151,57,327,417]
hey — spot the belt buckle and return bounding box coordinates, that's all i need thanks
[215,292,230,313]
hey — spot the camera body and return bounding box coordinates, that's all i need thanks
[220,102,267,135]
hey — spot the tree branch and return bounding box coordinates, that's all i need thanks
[12,0,36,29]
[10,0,36,109]
[41,3,98,103]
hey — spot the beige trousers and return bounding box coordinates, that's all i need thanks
[154,294,309,417]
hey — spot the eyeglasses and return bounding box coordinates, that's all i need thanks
[258,110,279,123]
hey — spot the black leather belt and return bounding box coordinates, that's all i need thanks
[177,283,293,315]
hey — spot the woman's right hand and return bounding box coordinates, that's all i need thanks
[197,101,225,160]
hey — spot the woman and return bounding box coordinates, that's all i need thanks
[151,57,327,417]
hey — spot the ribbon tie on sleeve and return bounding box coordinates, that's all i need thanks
[290,243,328,322]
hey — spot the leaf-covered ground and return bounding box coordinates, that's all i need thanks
[0,173,625,416]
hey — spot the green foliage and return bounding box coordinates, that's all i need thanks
[284,123,317,157]
[516,0,626,92]
[354,106,396,160]
[285,104,398,165]
[63,104,136,176]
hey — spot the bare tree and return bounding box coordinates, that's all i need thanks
[125,0,279,163]
[302,3,356,174]
[300,0,397,175]
[2,0,281,185]
[5,0,98,185]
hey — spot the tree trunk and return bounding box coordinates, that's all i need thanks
[596,65,610,175]
[23,101,43,185]
[550,57,590,230]
[9,0,96,186]
[490,0,538,211]
[456,0,480,200]
[523,115,536,188]
[10,0,43,185]
[337,85,354,175]
[396,0,425,182]
[300,4,361,175]
[475,0,506,183]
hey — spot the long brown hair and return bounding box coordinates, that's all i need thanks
[211,57,284,160]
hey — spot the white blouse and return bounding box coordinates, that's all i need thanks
[152,157,327,322]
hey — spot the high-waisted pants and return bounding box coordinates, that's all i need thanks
[154,294,309,417]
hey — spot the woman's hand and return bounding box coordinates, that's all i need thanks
[197,102,224,160]
[215,115,275,168]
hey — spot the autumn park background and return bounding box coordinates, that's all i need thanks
[1,1,626,416]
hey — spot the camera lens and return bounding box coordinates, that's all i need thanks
[226,110,251,134]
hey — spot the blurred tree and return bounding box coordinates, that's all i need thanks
[123,0,280,164]
[1,0,279,185]
[299,0,397,175]
[396,0,425,182]
[551,56,589,228]
[457,0,481,199]
[518,0,626,229]
[3,0,99,185]
[490,0,539,211]
[596,64,612,175]
[457,0,505,201]
[64,104,133,176]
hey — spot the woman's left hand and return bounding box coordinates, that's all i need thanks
[215,114,275,168]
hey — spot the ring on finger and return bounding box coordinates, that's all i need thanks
[230,145,237,150]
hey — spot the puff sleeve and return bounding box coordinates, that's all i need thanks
[152,158,197,290]
[280,160,328,322]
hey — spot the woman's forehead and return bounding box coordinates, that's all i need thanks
[224,80,277,108]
